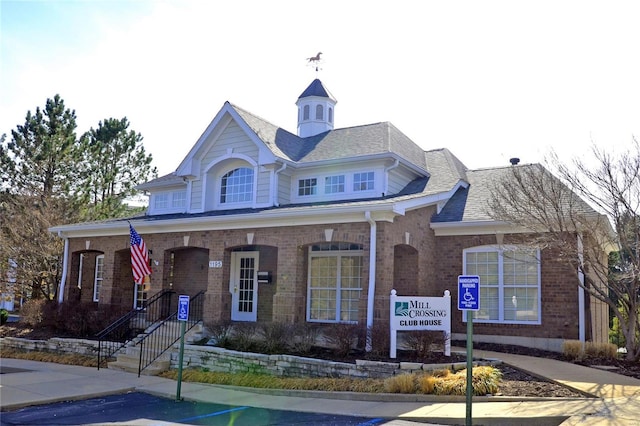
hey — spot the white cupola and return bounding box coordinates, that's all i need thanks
[296,79,337,138]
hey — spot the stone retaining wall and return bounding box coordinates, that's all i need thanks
[1,336,102,357]
[171,345,474,378]
[0,337,478,379]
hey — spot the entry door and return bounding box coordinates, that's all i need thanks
[230,252,259,322]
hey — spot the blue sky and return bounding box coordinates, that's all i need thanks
[1,0,639,177]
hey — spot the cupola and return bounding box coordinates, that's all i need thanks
[296,79,337,138]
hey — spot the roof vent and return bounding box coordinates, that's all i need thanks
[509,157,520,166]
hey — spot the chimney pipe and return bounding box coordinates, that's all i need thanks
[509,157,520,166]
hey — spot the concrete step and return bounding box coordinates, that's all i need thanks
[107,358,170,376]
[107,321,203,376]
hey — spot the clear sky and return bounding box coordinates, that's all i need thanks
[1,0,638,177]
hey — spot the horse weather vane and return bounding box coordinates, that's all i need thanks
[306,51,323,73]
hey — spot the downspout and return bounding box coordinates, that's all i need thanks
[365,211,377,352]
[577,233,586,343]
[57,233,69,304]
[273,163,287,206]
[384,159,400,196]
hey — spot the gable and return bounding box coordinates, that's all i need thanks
[176,102,277,178]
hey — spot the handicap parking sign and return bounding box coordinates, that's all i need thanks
[178,295,190,321]
[458,275,480,311]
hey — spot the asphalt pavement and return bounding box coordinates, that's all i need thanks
[1,348,640,425]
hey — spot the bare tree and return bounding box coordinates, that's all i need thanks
[488,139,640,361]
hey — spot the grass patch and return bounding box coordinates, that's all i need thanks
[159,366,502,396]
[0,348,98,367]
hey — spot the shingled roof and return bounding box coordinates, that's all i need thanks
[232,103,428,171]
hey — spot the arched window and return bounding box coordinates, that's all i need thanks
[328,107,333,123]
[315,104,323,120]
[303,105,310,120]
[220,167,253,204]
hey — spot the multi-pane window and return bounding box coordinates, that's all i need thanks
[464,247,540,324]
[93,255,104,302]
[328,107,333,123]
[154,193,169,209]
[353,172,374,191]
[325,175,345,194]
[303,105,310,120]
[307,243,363,323]
[316,104,323,120]
[172,190,186,208]
[220,167,253,204]
[298,178,317,196]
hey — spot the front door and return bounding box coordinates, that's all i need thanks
[230,252,258,321]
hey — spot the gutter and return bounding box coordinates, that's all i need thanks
[365,211,377,352]
[57,234,69,304]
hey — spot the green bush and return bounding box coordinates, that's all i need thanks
[0,308,8,325]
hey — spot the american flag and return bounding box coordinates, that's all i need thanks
[130,224,152,284]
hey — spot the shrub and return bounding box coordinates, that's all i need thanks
[0,308,8,325]
[289,323,320,354]
[323,323,360,357]
[585,341,618,360]
[403,330,445,359]
[20,299,46,326]
[562,340,584,361]
[229,322,259,352]
[384,373,416,393]
[417,375,437,394]
[259,322,292,353]
[205,320,234,346]
[366,322,390,357]
[563,340,618,361]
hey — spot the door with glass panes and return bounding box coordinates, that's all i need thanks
[230,252,258,321]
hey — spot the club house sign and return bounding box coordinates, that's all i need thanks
[389,289,451,357]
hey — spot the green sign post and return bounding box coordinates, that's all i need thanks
[458,275,480,426]
[176,295,189,402]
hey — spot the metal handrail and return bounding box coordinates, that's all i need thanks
[135,291,205,376]
[96,289,175,369]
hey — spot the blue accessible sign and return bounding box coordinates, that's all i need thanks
[178,295,190,321]
[458,275,480,311]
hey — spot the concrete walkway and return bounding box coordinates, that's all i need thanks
[1,351,640,425]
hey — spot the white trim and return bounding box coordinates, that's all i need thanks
[365,211,376,351]
[57,236,69,304]
[431,220,527,236]
[93,255,105,302]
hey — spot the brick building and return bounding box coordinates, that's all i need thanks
[50,78,609,352]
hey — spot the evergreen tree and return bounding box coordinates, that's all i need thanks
[0,96,81,300]
[78,117,157,219]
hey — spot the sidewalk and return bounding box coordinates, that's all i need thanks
[1,352,640,425]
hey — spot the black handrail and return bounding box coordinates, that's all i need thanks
[96,289,175,369]
[135,291,205,376]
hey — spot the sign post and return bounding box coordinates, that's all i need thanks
[458,275,480,426]
[176,295,189,401]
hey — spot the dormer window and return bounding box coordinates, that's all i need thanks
[316,105,323,120]
[353,171,375,191]
[220,167,253,203]
[298,178,317,196]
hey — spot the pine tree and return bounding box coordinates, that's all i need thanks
[78,117,157,219]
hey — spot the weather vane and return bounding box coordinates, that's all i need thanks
[306,51,323,74]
